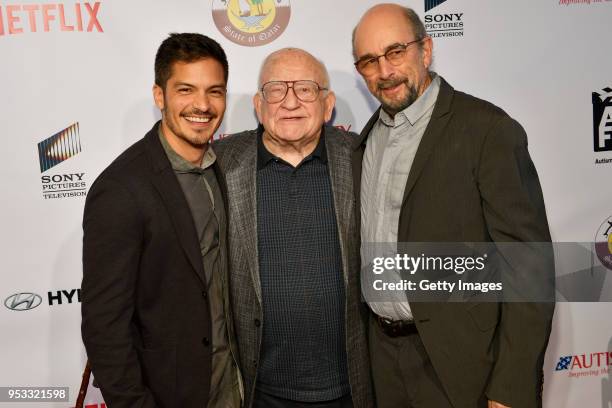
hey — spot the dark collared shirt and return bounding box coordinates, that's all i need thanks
[255,127,350,402]
[158,127,240,408]
[257,126,328,170]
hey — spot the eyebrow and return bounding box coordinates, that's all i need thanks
[173,82,194,88]
[357,42,406,60]
[172,82,227,90]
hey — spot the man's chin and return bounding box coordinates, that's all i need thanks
[377,88,419,114]
[182,132,213,147]
[381,96,415,115]
[381,102,406,116]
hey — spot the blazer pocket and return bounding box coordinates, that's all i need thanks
[136,345,177,407]
[467,302,499,332]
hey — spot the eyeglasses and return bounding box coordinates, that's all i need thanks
[260,80,328,103]
[354,38,424,76]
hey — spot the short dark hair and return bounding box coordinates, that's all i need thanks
[154,33,229,89]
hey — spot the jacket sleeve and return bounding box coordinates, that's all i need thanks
[476,115,555,408]
[81,176,158,408]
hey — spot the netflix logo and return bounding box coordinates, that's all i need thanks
[0,2,102,36]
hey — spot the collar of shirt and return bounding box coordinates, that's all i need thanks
[256,124,328,170]
[157,123,217,174]
[378,72,441,128]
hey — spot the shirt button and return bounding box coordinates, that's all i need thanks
[202,337,210,346]
[202,291,207,299]
[254,318,261,327]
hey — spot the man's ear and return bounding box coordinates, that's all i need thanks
[421,36,434,70]
[153,84,165,111]
[253,92,263,123]
[323,91,336,123]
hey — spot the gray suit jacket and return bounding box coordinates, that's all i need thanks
[214,125,373,408]
[353,78,554,408]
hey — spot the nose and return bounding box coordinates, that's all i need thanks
[281,84,300,109]
[193,91,210,112]
[377,56,396,79]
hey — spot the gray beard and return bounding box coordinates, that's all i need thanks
[379,80,419,116]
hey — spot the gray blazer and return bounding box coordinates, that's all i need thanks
[214,125,373,408]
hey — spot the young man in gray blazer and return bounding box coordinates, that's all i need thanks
[352,4,554,408]
[215,48,373,408]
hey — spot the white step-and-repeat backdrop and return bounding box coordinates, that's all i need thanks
[1,0,612,407]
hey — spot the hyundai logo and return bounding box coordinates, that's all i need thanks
[4,292,43,311]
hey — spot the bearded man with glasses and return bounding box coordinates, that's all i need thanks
[214,48,374,408]
[352,4,554,408]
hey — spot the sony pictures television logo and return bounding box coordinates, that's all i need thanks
[37,122,87,199]
[593,87,612,152]
[38,122,81,172]
[424,0,464,38]
[212,0,290,47]
[425,0,448,12]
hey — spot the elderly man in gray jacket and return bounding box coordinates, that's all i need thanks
[214,48,373,408]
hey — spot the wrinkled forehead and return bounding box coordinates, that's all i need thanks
[259,52,327,86]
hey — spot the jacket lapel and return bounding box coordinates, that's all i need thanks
[223,132,262,304]
[325,126,352,285]
[400,78,454,206]
[352,107,381,205]
[144,123,207,287]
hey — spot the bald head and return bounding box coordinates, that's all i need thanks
[352,3,427,59]
[253,47,336,163]
[258,48,330,89]
[351,3,433,116]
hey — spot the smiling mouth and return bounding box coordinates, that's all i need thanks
[184,116,212,123]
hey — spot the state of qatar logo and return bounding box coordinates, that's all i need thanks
[212,0,291,47]
[595,215,612,270]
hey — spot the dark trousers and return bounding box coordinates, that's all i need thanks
[369,314,481,408]
[253,390,353,408]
